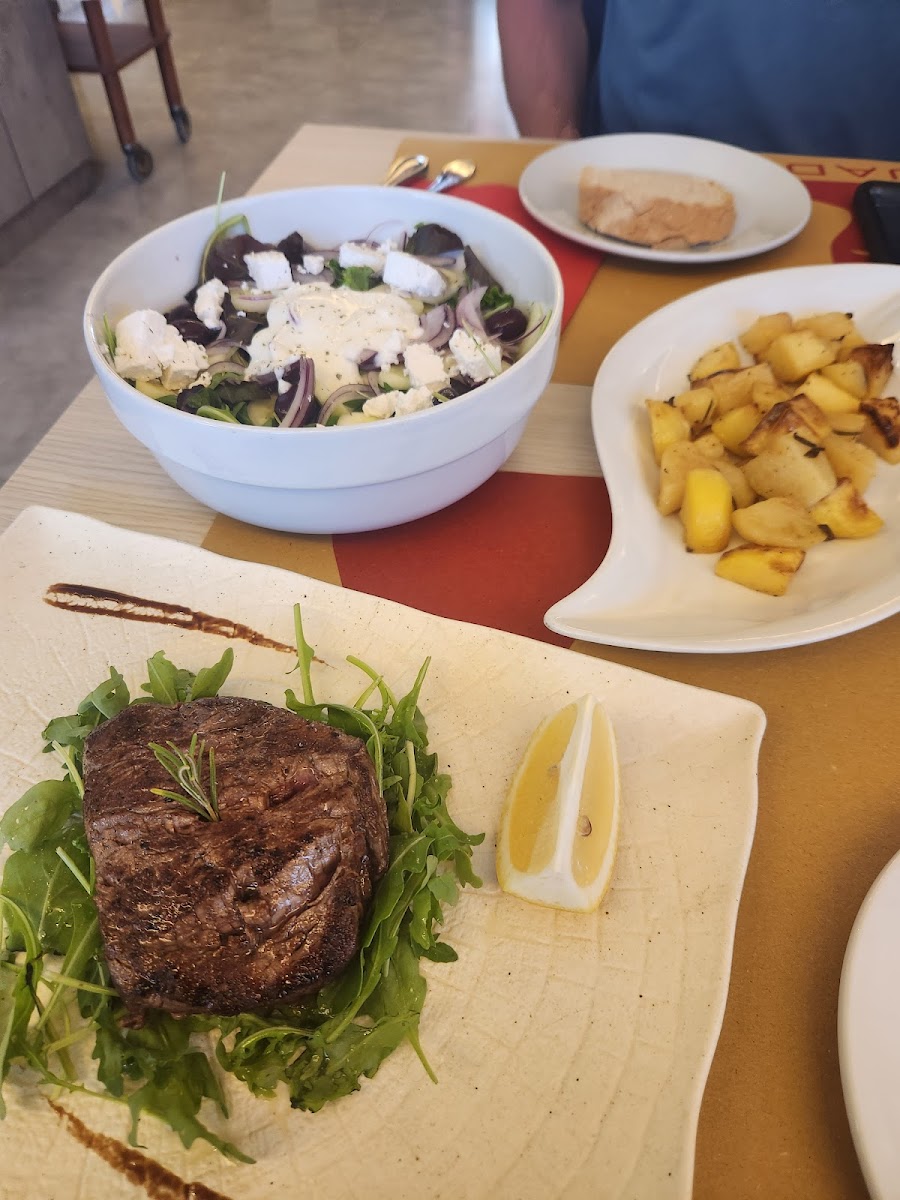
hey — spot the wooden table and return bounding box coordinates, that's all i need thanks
[4,123,900,1200]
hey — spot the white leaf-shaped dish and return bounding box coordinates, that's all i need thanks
[545,263,900,654]
[0,507,764,1199]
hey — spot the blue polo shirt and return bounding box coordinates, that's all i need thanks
[582,0,900,159]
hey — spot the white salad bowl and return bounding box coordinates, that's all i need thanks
[83,186,563,534]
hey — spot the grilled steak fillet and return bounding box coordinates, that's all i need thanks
[82,696,389,1020]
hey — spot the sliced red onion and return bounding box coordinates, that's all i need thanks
[419,304,455,349]
[365,220,408,249]
[357,348,379,370]
[416,251,464,269]
[317,382,375,426]
[276,357,315,428]
[366,369,382,391]
[456,286,488,339]
[228,286,276,315]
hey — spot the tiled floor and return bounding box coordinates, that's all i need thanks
[0,0,517,484]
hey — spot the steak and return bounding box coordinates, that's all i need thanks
[82,696,389,1020]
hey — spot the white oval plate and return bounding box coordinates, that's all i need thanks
[839,847,900,1200]
[545,263,900,654]
[518,132,812,264]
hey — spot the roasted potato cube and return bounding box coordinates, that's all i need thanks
[837,329,869,359]
[742,434,837,507]
[845,344,895,397]
[680,468,733,553]
[809,478,884,539]
[821,360,868,400]
[827,411,868,434]
[764,330,837,382]
[656,437,725,516]
[740,312,793,357]
[794,311,857,340]
[740,397,829,456]
[715,544,805,597]
[752,380,792,413]
[689,341,741,382]
[646,399,692,464]
[701,366,761,415]
[822,432,878,494]
[732,497,827,549]
[860,396,900,463]
[673,386,716,429]
[711,404,762,455]
[794,372,860,415]
[717,459,757,509]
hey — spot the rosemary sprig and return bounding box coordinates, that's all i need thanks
[149,734,220,821]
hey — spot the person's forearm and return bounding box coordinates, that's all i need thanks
[496,0,589,138]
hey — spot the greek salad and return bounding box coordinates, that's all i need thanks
[103,213,548,428]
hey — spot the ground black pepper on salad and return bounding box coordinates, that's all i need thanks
[103,215,548,428]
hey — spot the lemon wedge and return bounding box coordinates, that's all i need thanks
[496,694,620,912]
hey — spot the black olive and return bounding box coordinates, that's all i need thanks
[484,307,528,341]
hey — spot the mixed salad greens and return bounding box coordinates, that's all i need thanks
[0,608,482,1161]
[103,207,548,428]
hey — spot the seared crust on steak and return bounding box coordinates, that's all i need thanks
[82,696,389,1020]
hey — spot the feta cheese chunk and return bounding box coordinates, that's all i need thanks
[382,251,446,300]
[449,328,502,383]
[300,253,325,275]
[243,250,293,292]
[193,277,227,329]
[362,390,397,419]
[393,385,435,416]
[338,241,387,272]
[114,309,208,389]
[404,342,449,390]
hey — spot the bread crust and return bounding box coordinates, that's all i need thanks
[577,167,736,249]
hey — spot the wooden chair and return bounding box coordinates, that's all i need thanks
[55,0,191,182]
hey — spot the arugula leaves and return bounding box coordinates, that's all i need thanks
[0,615,481,1157]
[326,259,378,291]
[481,284,514,318]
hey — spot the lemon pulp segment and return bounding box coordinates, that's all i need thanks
[507,702,578,874]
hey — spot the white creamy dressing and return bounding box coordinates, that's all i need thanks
[245,282,424,400]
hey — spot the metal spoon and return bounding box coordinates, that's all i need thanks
[383,154,429,187]
[427,158,476,193]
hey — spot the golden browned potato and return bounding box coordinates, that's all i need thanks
[741,434,837,508]
[711,404,762,455]
[821,360,868,400]
[763,329,837,382]
[732,497,827,549]
[826,412,867,434]
[793,311,858,340]
[751,379,793,413]
[739,312,792,357]
[656,437,725,516]
[715,458,757,508]
[740,397,829,457]
[672,386,716,429]
[860,396,900,463]
[822,432,878,494]
[794,372,860,415]
[714,544,806,596]
[680,468,733,553]
[845,344,894,397]
[809,478,884,538]
[689,341,741,382]
[646,399,692,464]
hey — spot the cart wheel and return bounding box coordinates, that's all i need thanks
[125,143,154,182]
[172,106,192,144]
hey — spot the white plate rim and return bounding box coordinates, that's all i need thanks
[838,846,900,1200]
[545,261,900,654]
[518,132,812,265]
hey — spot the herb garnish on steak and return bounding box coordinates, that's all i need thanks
[82,696,389,1020]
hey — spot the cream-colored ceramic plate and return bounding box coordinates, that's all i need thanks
[0,508,764,1200]
[518,133,811,264]
[545,263,900,654]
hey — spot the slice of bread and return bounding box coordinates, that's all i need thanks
[577,167,736,249]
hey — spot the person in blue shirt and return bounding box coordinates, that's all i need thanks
[496,0,900,158]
